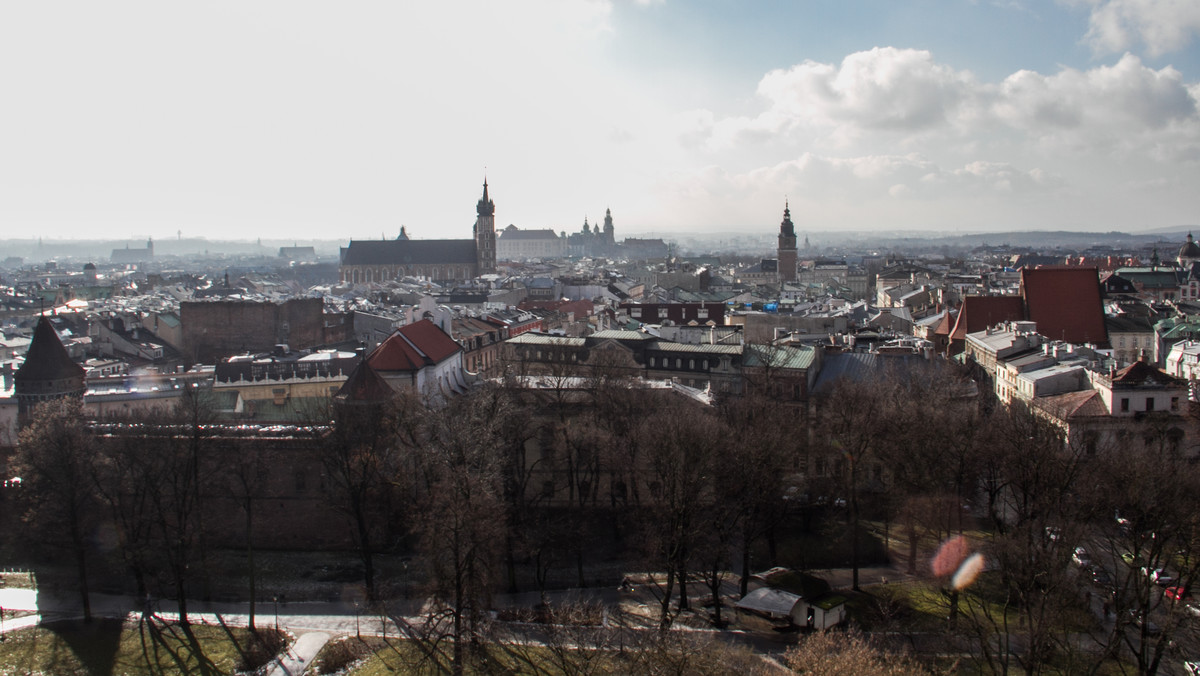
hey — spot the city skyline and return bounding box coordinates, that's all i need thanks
[3,1,1200,241]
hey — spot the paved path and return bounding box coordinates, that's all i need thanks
[266,631,330,676]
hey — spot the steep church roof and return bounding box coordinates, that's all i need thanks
[1020,267,1107,344]
[335,360,395,402]
[15,316,86,383]
[341,239,478,266]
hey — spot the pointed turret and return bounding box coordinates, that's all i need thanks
[14,316,86,424]
[476,179,495,217]
[335,360,394,404]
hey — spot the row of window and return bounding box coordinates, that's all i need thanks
[648,356,719,371]
[1118,396,1180,412]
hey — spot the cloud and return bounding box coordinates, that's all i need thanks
[993,53,1200,156]
[687,48,1200,161]
[691,47,978,148]
[1074,0,1200,57]
[665,153,1062,206]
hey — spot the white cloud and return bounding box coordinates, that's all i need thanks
[992,53,1200,157]
[688,48,1200,162]
[693,48,978,149]
[1075,0,1200,57]
[664,153,1061,205]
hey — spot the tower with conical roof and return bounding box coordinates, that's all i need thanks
[14,316,86,425]
[474,179,497,275]
[777,201,797,283]
[602,208,615,247]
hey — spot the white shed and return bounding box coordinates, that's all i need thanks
[735,586,846,630]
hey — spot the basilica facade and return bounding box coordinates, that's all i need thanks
[339,182,498,284]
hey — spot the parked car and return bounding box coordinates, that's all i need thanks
[1166,586,1190,602]
[1142,567,1176,587]
[1072,547,1090,567]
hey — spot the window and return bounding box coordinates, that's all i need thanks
[542,481,555,499]
[689,359,695,369]
[1146,397,1155,412]
[658,307,669,319]
[676,358,682,368]
[697,308,709,319]
[1172,397,1180,411]
[650,357,656,368]
[294,470,306,493]
[1121,398,1129,412]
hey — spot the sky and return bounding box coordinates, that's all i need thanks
[3,0,1200,242]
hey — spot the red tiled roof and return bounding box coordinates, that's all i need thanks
[949,296,1024,341]
[367,319,461,372]
[1111,360,1184,386]
[932,309,959,337]
[1034,390,1109,420]
[1020,267,1107,344]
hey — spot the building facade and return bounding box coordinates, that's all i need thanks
[339,181,499,284]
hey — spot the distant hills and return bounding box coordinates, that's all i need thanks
[2,225,1197,264]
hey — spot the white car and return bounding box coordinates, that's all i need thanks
[1142,567,1176,587]
[1072,547,1090,567]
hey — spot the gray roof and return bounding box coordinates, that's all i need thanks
[812,352,944,394]
[590,329,654,341]
[500,228,560,241]
[341,239,477,266]
[506,333,588,348]
[649,341,742,355]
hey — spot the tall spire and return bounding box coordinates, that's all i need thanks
[780,200,795,238]
[477,178,495,217]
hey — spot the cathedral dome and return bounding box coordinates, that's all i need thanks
[1180,233,1200,261]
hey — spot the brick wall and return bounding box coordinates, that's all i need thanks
[181,298,327,365]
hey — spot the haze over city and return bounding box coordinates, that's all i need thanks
[3,0,1200,241]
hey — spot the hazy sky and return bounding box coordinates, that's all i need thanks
[3,1,1200,241]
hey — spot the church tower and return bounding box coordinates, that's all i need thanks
[602,208,615,246]
[474,179,497,275]
[14,316,86,426]
[777,201,797,283]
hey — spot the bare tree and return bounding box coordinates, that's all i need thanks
[783,627,942,676]
[10,398,97,621]
[409,385,511,675]
[715,392,793,598]
[815,377,890,590]
[633,399,727,628]
[1078,417,1200,676]
[321,393,409,602]
[955,402,1089,676]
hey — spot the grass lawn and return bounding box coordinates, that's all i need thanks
[316,630,778,676]
[854,573,1099,635]
[0,617,286,676]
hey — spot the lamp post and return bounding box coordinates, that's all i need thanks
[273,596,278,632]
